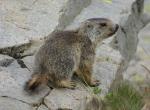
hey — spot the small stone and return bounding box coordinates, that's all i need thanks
[38,105,49,110]
[0,54,14,67]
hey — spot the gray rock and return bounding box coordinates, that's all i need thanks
[38,105,49,110]
[0,0,65,48]
[0,54,14,67]
[139,23,150,55]
[94,43,121,96]
[0,0,91,56]
[66,0,135,30]
[2,60,32,86]
[0,97,35,110]
[108,0,150,91]
[124,60,150,88]
[56,0,91,30]
[44,84,89,110]
[118,19,150,91]
[22,55,35,72]
[0,61,50,104]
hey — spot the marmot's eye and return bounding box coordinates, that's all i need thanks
[100,23,107,27]
[87,24,92,28]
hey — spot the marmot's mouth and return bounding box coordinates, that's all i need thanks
[108,24,119,36]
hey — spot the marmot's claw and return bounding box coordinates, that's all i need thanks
[68,81,76,89]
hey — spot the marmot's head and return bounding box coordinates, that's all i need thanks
[78,18,119,45]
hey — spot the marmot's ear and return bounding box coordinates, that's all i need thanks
[86,23,93,29]
[84,21,93,29]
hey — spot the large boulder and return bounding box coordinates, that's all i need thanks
[0,0,91,57]
[0,58,50,105]
[44,85,89,110]
[0,97,35,110]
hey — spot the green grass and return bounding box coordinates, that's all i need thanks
[104,82,144,110]
[93,87,102,94]
[102,0,112,4]
[145,4,150,13]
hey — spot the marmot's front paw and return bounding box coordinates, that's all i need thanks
[90,79,100,87]
[59,80,76,89]
[67,81,76,89]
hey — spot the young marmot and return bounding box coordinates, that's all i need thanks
[25,18,118,91]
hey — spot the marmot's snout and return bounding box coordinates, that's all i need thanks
[109,23,119,36]
[114,24,119,33]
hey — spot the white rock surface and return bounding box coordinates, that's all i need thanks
[0,0,90,50]
[0,97,35,110]
[0,61,50,104]
[37,105,49,110]
[0,54,14,61]
[44,85,89,110]
[66,0,135,30]
[94,43,121,96]
[0,54,14,66]
[125,60,150,83]
[124,23,150,88]
[139,23,150,55]
[0,0,65,48]
[22,55,35,72]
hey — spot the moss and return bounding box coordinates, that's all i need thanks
[145,4,150,13]
[93,87,102,94]
[102,0,112,4]
[104,82,144,110]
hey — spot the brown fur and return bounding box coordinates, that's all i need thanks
[24,73,49,91]
[25,18,118,92]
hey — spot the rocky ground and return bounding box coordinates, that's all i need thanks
[0,0,150,110]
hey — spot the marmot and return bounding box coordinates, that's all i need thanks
[25,18,118,91]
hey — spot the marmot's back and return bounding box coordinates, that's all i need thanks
[35,30,82,74]
[45,30,82,45]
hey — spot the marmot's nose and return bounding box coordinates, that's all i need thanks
[115,24,119,32]
[108,24,119,36]
[112,24,119,33]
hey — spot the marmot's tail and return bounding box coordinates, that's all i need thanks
[24,73,49,92]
